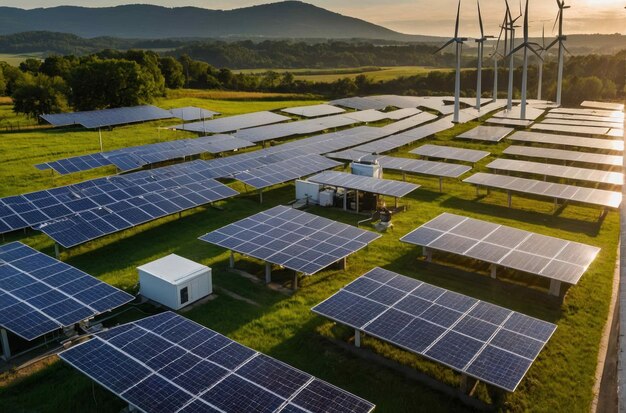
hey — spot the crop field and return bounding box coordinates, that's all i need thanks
[0,53,44,66]
[0,91,619,413]
[237,66,454,82]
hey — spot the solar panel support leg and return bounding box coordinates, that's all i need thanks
[229,251,235,269]
[490,264,497,279]
[338,257,347,270]
[259,189,263,204]
[343,191,347,211]
[549,280,561,297]
[128,404,140,413]
[1,329,10,361]
[265,262,272,284]
[54,243,60,260]
[402,173,406,182]
[439,178,443,193]
[292,273,298,291]
[356,190,360,214]
[507,191,512,208]
[354,330,361,348]
[423,247,432,263]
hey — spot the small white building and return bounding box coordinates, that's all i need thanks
[138,254,212,310]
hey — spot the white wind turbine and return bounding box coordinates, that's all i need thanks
[537,24,546,100]
[504,0,522,111]
[491,10,509,101]
[474,0,494,110]
[545,0,570,106]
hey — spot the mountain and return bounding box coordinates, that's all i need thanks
[0,2,442,42]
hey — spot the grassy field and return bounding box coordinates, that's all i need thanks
[0,94,619,412]
[237,66,454,82]
[0,53,44,66]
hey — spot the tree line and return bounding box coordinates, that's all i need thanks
[0,48,623,121]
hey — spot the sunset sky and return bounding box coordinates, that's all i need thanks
[5,0,626,36]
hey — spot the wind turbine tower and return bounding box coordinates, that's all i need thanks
[504,1,522,111]
[435,0,467,123]
[537,25,546,100]
[475,1,493,110]
[546,0,570,106]
[491,11,509,101]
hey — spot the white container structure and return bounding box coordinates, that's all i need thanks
[138,254,212,310]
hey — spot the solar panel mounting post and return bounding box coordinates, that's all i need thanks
[54,243,60,259]
[98,128,103,152]
[1,329,11,361]
[490,264,497,279]
[549,280,561,296]
[265,262,272,284]
[229,250,235,269]
[423,246,432,262]
[354,330,361,348]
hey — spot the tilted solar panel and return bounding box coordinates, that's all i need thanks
[507,131,624,152]
[170,111,291,133]
[41,105,174,129]
[312,267,557,392]
[307,171,420,198]
[281,104,346,118]
[0,242,133,340]
[169,106,219,121]
[199,205,380,275]
[60,311,375,413]
[457,126,514,142]
[503,146,623,167]
[411,145,490,163]
[377,156,471,179]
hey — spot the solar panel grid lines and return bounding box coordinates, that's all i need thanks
[400,213,601,284]
[384,108,422,120]
[463,173,622,209]
[0,242,133,340]
[311,267,557,392]
[457,126,515,143]
[410,145,491,163]
[306,171,421,198]
[507,131,624,152]
[324,149,375,162]
[199,205,380,275]
[169,111,291,134]
[41,105,174,129]
[487,159,624,186]
[60,311,375,413]
[376,156,472,179]
[342,110,389,123]
[503,145,623,167]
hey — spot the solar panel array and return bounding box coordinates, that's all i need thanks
[312,267,557,392]
[233,115,359,143]
[492,106,545,121]
[550,108,623,119]
[503,146,623,167]
[546,113,624,124]
[170,111,291,133]
[410,145,490,163]
[457,126,514,142]
[377,156,472,179]
[486,117,534,127]
[169,107,219,121]
[36,135,255,175]
[281,104,346,118]
[342,110,389,123]
[464,173,622,208]
[541,118,623,130]
[199,205,380,275]
[401,213,600,284]
[41,105,174,129]
[307,171,420,198]
[507,131,624,152]
[325,149,377,162]
[380,112,439,133]
[60,311,375,413]
[385,108,422,120]
[0,242,133,340]
[487,159,623,186]
[530,123,611,136]
[581,101,624,112]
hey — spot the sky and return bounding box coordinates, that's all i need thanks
[3,0,625,37]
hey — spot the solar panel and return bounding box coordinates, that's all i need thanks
[0,242,133,340]
[281,104,346,118]
[503,145,623,167]
[381,112,439,133]
[410,145,490,163]
[457,126,514,142]
[464,173,622,209]
[492,106,545,121]
[531,123,611,136]
[233,115,358,143]
[170,111,291,133]
[581,101,624,111]
[41,105,174,129]
[233,155,342,190]
[377,156,472,179]
[487,159,623,185]
[609,129,624,138]
[549,108,623,119]
[507,131,623,152]
[312,267,557,392]
[307,171,420,198]
[545,112,624,124]
[169,107,219,121]
[541,118,623,130]
[60,311,375,413]
[401,213,601,284]
[485,117,534,127]
[343,110,389,123]
[385,108,422,120]
[325,149,375,162]
[328,97,389,111]
[199,205,380,275]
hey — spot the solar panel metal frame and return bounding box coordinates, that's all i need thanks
[410,145,490,163]
[0,242,133,340]
[60,311,375,413]
[199,205,381,275]
[400,213,601,284]
[540,118,623,130]
[312,267,557,392]
[503,145,623,167]
[307,171,420,198]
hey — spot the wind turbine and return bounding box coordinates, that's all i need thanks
[490,11,509,101]
[545,0,570,106]
[508,0,542,120]
[474,0,494,110]
[504,0,522,111]
[435,0,467,123]
[536,24,546,100]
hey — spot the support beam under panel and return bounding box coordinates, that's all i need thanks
[1,328,11,361]
[354,330,361,348]
[490,264,497,279]
[229,250,235,269]
[265,262,272,284]
[549,279,561,297]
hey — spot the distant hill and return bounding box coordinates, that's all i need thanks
[0,2,442,42]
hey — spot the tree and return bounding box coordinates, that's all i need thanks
[159,56,185,89]
[12,73,68,120]
[19,58,42,74]
[0,66,6,96]
[70,59,160,110]
[39,55,78,78]
[123,50,165,95]
[0,62,24,95]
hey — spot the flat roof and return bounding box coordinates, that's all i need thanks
[138,254,208,284]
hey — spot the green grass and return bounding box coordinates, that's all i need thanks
[0,53,44,66]
[0,97,619,413]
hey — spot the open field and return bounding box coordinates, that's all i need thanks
[0,52,44,66]
[0,94,619,412]
[237,66,454,82]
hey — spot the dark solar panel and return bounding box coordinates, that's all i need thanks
[60,311,375,413]
[41,105,173,129]
[307,171,420,198]
[199,205,380,275]
[170,111,291,133]
[0,242,133,340]
[312,267,556,392]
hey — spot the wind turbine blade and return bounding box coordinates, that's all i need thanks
[478,0,484,38]
[529,45,543,60]
[545,38,559,50]
[524,0,529,42]
[455,0,461,38]
[542,24,546,49]
[552,10,560,32]
[435,39,456,54]
[507,43,524,57]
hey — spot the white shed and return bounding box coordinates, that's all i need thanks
[138,254,212,310]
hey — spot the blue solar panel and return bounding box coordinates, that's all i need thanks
[41,105,174,129]
[312,267,557,392]
[0,242,133,340]
[199,205,380,275]
[60,311,375,413]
